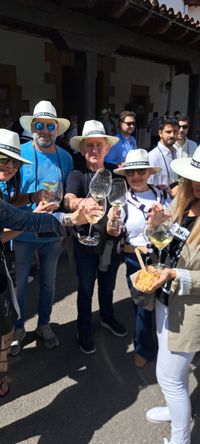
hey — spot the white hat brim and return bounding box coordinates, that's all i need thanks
[171,158,200,182]
[70,134,119,152]
[113,165,161,176]
[0,147,31,164]
[20,115,70,136]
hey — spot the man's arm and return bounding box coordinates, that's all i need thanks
[64,193,86,211]
[10,190,44,207]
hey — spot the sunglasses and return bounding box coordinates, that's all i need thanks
[0,156,21,168]
[121,121,136,127]
[33,122,57,132]
[126,169,147,176]
[179,124,188,130]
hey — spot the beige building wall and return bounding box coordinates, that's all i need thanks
[0,29,55,121]
[110,55,189,147]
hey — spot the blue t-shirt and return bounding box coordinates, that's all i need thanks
[15,141,73,243]
[104,133,137,165]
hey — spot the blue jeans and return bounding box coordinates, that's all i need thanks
[14,240,62,328]
[74,240,122,335]
[125,252,153,360]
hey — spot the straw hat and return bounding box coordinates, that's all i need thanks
[70,120,119,152]
[20,100,70,136]
[114,149,161,176]
[0,129,31,164]
[171,145,200,182]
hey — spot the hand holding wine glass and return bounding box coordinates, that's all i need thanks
[144,207,174,268]
[40,162,63,209]
[108,178,127,228]
[78,196,107,246]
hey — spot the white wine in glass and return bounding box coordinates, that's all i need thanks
[108,178,127,227]
[78,197,107,246]
[144,219,174,268]
[89,168,112,200]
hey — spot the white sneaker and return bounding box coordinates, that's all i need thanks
[146,406,171,423]
[10,328,26,356]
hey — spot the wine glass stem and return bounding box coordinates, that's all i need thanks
[88,224,93,238]
[158,249,162,267]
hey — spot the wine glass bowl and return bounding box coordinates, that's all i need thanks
[78,196,107,246]
[144,220,174,269]
[108,178,127,228]
[42,181,63,208]
[89,168,112,200]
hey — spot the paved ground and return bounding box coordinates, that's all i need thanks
[0,249,200,444]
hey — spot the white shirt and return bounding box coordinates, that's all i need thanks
[148,142,177,188]
[174,138,197,158]
[122,188,171,247]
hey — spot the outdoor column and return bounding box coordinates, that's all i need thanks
[74,51,97,132]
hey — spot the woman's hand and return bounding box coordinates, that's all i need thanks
[146,203,165,227]
[107,207,122,237]
[147,268,177,293]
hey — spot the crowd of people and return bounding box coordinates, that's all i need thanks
[0,101,200,444]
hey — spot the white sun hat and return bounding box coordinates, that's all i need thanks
[113,149,161,176]
[70,120,119,152]
[20,100,70,136]
[0,129,31,164]
[171,145,200,182]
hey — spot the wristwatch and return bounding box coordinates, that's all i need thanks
[64,213,73,227]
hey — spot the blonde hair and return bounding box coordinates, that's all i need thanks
[173,179,200,246]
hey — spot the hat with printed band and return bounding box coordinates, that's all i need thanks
[171,145,200,182]
[0,129,31,164]
[113,149,161,176]
[20,100,70,136]
[70,120,119,151]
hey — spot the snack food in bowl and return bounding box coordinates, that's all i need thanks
[133,266,161,293]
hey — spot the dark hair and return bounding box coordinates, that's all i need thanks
[159,116,179,130]
[153,112,158,118]
[119,110,136,122]
[178,114,190,124]
[6,169,21,202]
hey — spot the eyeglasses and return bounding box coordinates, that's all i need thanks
[179,124,188,130]
[126,169,147,176]
[0,156,21,168]
[33,122,57,132]
[121,121,136,127]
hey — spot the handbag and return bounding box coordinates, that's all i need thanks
[0,244,18,336]
[0,284,18,336]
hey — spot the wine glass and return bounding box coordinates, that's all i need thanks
[144,212,174,268]
[89,168,112,200]
[108,178,127,227]
[78,196,107,246]
[40,162,63,208]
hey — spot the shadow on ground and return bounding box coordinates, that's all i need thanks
[0,296,158,444]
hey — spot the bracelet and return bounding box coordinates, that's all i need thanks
[64,214,73,227]
[28,193,34,204]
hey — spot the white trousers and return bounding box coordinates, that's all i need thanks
[156,300,195,444]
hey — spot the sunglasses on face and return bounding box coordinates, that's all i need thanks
[179,124,188,130]
[126,169,147,176]
[0,156,21,168]
[121,121,136,127]
[33,122,57,132]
